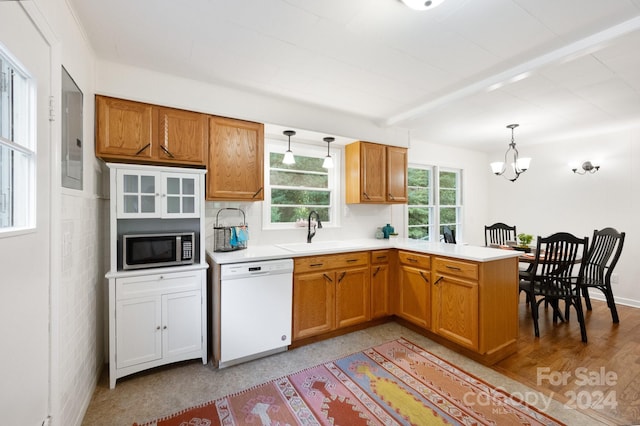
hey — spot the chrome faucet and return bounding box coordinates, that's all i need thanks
[307,210,323,243]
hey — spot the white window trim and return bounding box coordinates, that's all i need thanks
[0,40,37,236]
[437,166,463,241]
[406,164,463,242]
[263,138,341,230]
[406,163,434,241]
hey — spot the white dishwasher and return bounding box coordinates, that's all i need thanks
[218,258,294,368]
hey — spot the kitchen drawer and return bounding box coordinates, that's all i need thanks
[371,250,390,264]
[294,251,369,273]
[398,250,431,270]
[116,270,201,300]
[433,257,478,281]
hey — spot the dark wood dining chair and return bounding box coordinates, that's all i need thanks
[484,222,517,246]
[518,232,589,342]
[578,227,625,323]
[442,226,456,244]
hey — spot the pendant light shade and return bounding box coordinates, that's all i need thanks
[322,137,334,169]
[283,130,296,165]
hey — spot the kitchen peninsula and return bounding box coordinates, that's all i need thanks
[207,239,521,366]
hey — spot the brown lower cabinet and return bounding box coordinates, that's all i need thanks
[291,248,519,365]
[292,252,370,340]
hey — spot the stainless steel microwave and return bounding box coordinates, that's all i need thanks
[122,232,194,270]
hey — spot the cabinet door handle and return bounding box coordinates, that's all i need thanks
[419,271,429,284]
[135,143,151,155]
[434,276,444,286]
[323,273,333,282]
[252,187,263,198]
[363,192,370,200]
[160,145,175,158]
[156,326,161,330]
[446,265,461,271]
[373,266,381,277]
[337,272,346,284]
[163,325,167,330]
[388,193,395,200]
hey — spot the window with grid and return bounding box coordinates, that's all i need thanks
[264,143,338,228]
[0,46,35,232]
[438,168,462,240]
[407,165,433,240]
[407,166,462,241]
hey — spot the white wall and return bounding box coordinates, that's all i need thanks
[487,130,639,307]
[0,1,102,425]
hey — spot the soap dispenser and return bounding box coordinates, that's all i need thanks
[382,224,395,239]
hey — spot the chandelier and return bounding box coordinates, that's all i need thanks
[490,124,531,182]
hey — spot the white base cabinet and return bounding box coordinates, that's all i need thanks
[108,268,207,388]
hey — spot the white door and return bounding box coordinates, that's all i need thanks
[116,295,163,368]
[0,3,52,425]
[162,172,200,218]
[163,290,202,359]
[116,169,161,218]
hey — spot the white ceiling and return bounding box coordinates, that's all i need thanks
[68,0,640,152]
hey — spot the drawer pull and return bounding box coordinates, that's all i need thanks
[372,266,381,277]
[434,276,444,286]
[323,273,333,282]
[407,258,418,263]
[346,259,358,263]
[419,271,429,283]
[446,265,461,271]
[310,263,324,267]
[376,255,387,260]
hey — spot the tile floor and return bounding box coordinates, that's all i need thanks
[82,322,603,425]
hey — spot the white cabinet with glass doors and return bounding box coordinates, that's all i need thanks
[106,162,207,388]
[116,168,200,218]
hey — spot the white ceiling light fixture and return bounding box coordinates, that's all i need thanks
[400,0,447,11]
[490,124,531,182]
[322,137,334,169]
[283,130,296,165]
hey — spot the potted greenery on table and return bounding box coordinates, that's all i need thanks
[516,233,534,253]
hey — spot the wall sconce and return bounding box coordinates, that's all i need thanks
[322,137,334,169]
[570,160,600,175]
[282,130,296,165]
[490,124,531,182]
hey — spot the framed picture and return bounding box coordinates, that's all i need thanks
[61,66,83,190]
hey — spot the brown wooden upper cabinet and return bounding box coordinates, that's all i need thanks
[345,141,408,204]
[95,95,208,166]
[207,116,264,201]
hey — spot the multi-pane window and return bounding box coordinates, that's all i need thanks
[438,168,462,239]
[407,165,462,242]
[0,47,35,232]
[407,166,433,240]
[264,143,338,227]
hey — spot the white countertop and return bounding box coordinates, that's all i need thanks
[206,238,522,264]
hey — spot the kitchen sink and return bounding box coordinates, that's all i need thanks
[275,240,367,253]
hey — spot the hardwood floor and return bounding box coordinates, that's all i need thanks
[493,293,640,425]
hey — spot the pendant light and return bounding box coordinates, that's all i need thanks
[282,130,296,165]
[322,137,334,169]
[490,124,531,182]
